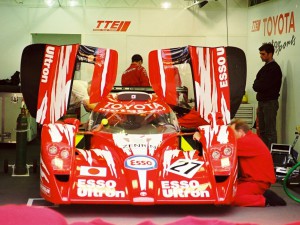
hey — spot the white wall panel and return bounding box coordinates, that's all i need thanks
[28,8,85,34]
[0,7,30,78]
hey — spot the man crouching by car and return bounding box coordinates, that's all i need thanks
[193,119,286,207]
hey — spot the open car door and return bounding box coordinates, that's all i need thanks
[148,46,246,125]
[20,44,118,124]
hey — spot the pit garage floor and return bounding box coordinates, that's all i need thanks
[1,139,300,225]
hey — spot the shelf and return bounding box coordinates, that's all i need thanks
[233,103,256,129]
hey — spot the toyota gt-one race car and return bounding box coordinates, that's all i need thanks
[20,44,246,205]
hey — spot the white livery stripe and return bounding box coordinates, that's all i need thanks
[100,49,110,96]
[157,50,167,97]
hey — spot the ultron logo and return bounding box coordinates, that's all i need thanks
[41,46,55,83]
[77,179,125,198]
[125,155,157,171]
[161,180,210,198]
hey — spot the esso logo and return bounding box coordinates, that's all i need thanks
[125,155,157,171]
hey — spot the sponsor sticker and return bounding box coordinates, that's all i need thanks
[167,159,204,178]
[161,180,210,198]
[93,20,131,32]
[80,166,107,177]
[125,155,157,171]
[77,179,125,198]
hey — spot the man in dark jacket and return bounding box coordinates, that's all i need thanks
[253,43,282,149]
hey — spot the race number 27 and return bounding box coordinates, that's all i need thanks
[167,159,204,178]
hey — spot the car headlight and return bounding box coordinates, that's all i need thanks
[48,145,58,155]
[60,149,70,159]
[45,144,72,171]
[223,147,232,156]
[211,150,221,159]
[209,144,235,175]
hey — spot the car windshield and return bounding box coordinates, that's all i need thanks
[88,110,179,135]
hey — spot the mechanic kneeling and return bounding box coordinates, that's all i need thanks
[193,119,287,207]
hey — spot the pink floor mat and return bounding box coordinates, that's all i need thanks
[0,204,297,225]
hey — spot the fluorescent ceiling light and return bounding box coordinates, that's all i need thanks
[69,0,79,7]
[161,2,171,9]
[44,0,55,7]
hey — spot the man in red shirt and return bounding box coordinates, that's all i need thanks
[121,54,150,86]
[230,119,286,207]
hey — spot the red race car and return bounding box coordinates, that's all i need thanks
[20,44,246,205]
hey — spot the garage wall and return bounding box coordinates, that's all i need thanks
[247,0,299,147]
[0,1,248,83]
[0,7,30,80]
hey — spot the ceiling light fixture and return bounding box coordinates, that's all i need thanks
[199,0,208,8]
[69,0,79,7]
[185,0,209,9]
[44,0,55,7]
[161,2,171,9]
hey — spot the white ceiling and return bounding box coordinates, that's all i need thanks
[0,0,247,9]
[0,0,188,8]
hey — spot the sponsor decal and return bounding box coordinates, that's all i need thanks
[112,133,163,156]
[41,46,55,83]
[101,102,166,113]
[77,179,125,198]
[216,48,228,88]
[167,159,204,178]
[80,166,107,177]
[250,11,296,56]
[251,20,261,32]
[121,143,159,152]
[125,155,157,171]
[161,180,210,198]
[251,11,295,36]
[93,20,131,32]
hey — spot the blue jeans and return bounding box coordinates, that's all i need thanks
[257,100,279,149]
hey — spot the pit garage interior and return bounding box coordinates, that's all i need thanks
[0,0,300,225]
